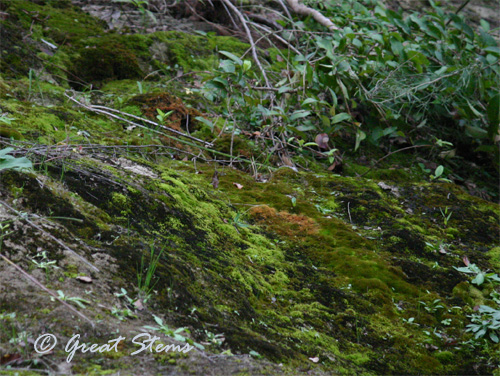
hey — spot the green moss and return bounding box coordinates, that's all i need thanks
[5,0,106,44]
[71,41,143,87]
[110,192,132,216]
[433,350,455,364]
[488,246,500,270]
[0,126,23,140]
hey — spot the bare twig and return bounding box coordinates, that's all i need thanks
[248,21,301,55]
[219,0,270,88]
[0,252,95,327]
[0,199,99,273]
[446,0,471,26]
[64,92,211,147]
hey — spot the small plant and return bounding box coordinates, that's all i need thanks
[137,245,165,303]
[419,299,445,314]
[112,0,157,26]
[0,221,14,253]
[28,68,44,103]
[232,211,250,230]
[454,257,500,286]
[290,196,297,208]
[425,240,449,254]
[439,207,453,227]
[466,305,500,343]
[52,290,90,309]
[204,330,225,347]
[111,307,138,321]
[0,148,33,172]
[144,316,187,342]
[323,148,339,165]
[156,109,174,125]
[429,165,451,183]
[115,288,138,306]
[31,250,59,283]
[143,315,205,350]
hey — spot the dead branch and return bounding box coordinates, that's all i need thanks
[285,0,339,31]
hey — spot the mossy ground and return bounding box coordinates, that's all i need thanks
[0,1,499,375]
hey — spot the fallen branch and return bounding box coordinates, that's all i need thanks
[285,0,339,31]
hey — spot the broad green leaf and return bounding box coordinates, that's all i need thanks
[434,165,444,178]
[302,98,318,106]
[194,116,214,130]
[219,51,243,65]
[0,147,14,157]
[465,125,488,139]
[0,149,33,172]
[290,110,311,121]
[331,113,351,124]
[242,60,252,72]
[390,38,404,56]
[472,272,485,285]
[295,124,316,132]
[433,66,448,76]
[407,50,430,73]
[336,78,349,101]
[219,60,235,73]
[426,24,442,39]
[484,46,500,55]
[479,29,497,46]
[369,32,383,44]
[466,99,483,118]
[480,20,490,32]
[316,37,333,51]
[278,85,291,94]
[355,129,366,151]
[320,115,330,128]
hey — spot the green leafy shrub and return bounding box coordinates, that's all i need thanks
[202,0,499,167]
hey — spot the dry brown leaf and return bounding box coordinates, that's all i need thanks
[134,299,144,311]
[76,276,92,284]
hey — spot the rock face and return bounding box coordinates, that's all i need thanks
[0,0,499,375]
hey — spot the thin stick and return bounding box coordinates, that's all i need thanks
[0,253,94,327]
[220,0,270,88]
[0,200,99,273]
[347,201,352,223]
[446,0,472,26]
[64,92,211,147]
[249,21,301,55]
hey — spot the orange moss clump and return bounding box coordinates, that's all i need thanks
[130,93,205,151]
[131,93,202,132]
[249,205,319,237]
